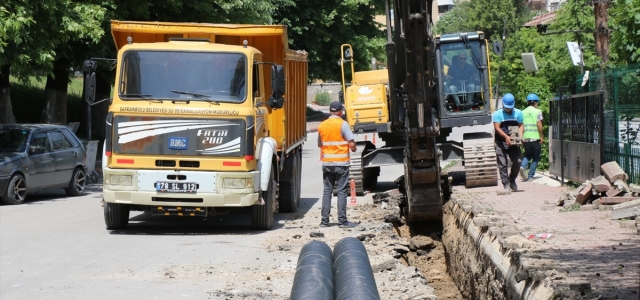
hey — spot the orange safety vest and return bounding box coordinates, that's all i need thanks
[318,117,350,163]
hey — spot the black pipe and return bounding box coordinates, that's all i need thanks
[333,237,381,300]
[289,241,334,300]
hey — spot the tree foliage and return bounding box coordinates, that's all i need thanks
[434,0,531,39]
[272,0,386,81]
[609,0,640,63]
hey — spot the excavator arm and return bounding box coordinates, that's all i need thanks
[385,0,445,222]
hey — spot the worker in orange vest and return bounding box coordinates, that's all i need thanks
[318,101,358,228]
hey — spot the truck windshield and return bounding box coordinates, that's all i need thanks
[119,51,247,103]
[439,41,486,113]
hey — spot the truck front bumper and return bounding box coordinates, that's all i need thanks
[102,168,260,207]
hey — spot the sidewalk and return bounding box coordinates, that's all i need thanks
[447,163,640,299]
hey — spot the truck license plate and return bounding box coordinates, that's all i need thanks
[156,181,197,193]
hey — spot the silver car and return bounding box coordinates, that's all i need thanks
[0,124,87,204]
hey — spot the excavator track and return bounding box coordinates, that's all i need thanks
[463,134,498,188]
[349,145,367,196]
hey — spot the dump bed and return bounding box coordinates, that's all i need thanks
[110,20,308,153]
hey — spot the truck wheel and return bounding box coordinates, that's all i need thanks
[278,153,299,213]
[104,202,130,230]
[1,174,27,205]
[65,167,86,196]
[252,168,275,229]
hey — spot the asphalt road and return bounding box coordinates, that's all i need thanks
[0,132,403,300]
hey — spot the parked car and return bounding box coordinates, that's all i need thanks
[0,124,87,204]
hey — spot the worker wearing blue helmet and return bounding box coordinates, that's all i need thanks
[519,93,544,182]
[493,93,524,192]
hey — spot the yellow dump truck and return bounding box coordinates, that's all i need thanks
[84,21,308,230]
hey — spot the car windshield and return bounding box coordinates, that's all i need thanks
[118,51,247,103]
[0,128,30,153]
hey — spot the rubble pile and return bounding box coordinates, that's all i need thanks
[554,161,640,234]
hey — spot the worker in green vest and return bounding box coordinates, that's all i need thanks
[519,93,544,181]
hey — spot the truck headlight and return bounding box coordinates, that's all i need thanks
[107,175,132,186]
[223,178,252,189]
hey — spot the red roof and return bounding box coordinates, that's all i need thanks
[523,12,557,26]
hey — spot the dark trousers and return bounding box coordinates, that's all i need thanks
[521,141,541,179]
[495,143,522,186]
[321,166,349,224]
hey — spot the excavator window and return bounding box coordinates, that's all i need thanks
[439,42,486,114]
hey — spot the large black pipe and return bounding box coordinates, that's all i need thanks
[333,237,381,300]
[289,241,334,300]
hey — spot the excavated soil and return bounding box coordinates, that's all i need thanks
[259,189,465,300]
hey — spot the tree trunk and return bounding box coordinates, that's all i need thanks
[41,75,57,124]
[594,0,610,103]
[0,64,16,124]
[41,57,71,124]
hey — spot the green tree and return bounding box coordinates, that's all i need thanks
[609,0,640,63]
[434,0,530,39]
[272,0,386,80]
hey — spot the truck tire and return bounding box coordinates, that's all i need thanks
[252,168,275,230]
[1,174,27,205]
[65,167,86,196]
[104,202,130,230]
[278,152,300,213]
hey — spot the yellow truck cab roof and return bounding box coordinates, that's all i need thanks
[110,20,308,64]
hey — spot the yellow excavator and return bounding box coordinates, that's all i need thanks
[339,16,499,221]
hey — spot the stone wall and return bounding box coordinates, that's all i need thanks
[307,83,342,105]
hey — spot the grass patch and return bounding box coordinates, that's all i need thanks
[442,160,460,172]
[9,75,94,124]
[559,203,581,212]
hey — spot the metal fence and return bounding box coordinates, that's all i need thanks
[575,64,640,184]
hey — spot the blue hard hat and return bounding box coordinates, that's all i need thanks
[502,93,515,109]
[526,93,540,101]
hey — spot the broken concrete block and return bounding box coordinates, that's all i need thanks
[620,220,636,229]
[541,204,556,211]
[601,161,629,183]
[599,196,638,205]
[576,182,593,204]
[599,204,613,211]
[610,199,640,220]
[590,175,611,192]
[607,179,631,197]
[592,199,600,209]
[630,183,640,193]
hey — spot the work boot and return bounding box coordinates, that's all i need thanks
[510,182,518,192]
[519,167,527,181]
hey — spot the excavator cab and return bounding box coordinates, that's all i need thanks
[436,32,493,129]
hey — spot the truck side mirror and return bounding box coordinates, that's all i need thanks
[269,65,285,109]
[492,41,503,56]
[83,60,97,104]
